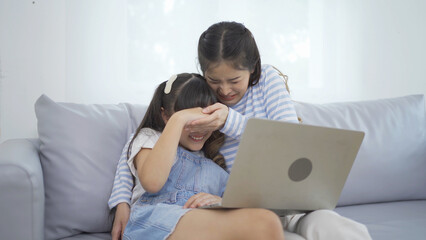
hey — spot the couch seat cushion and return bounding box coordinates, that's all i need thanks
[59,231,305,240]
[61,233,111,240]
[335,200,426,240]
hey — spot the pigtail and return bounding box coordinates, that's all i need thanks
[203,130,227,171]
[249,57,261,86]
[271,66,303,123]
[127,82,167,159]
[271,66,291,94]
[244,27,261,86]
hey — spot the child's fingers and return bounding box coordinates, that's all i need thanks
[198,112,216,123]
[193,195,222,208]
[190,195,212,208]
[183,193,204,208]
[188,115,216,129]
[183,198,194,209]
[183,193,217,208]
[197,198,217,207]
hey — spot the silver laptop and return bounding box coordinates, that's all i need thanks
[200,118,364,213]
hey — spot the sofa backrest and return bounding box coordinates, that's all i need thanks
[35,94,426,239]
[294,95,426,206]
[35,95,148,240]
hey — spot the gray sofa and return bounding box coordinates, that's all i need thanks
[0,94,425,240]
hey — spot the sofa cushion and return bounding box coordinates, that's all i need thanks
[61,233,112,240]
[59,232,304,240]
[335,200,426,240]
[294,95,426,206]
[35,95,146,240]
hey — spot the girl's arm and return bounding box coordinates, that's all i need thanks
[108,135,134,209]
[190,65,299,141]
[111,202,130,240]
[186,103,248,141]
[262,65,298,123]
[134,108,206,193]
[109,136,134,240]
[221,66,298,140]
[218,107,247,140]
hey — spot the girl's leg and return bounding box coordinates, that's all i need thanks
[168,208,285,240]
[295,210,371,240]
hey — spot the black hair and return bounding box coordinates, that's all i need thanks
[128,73,226,170]
[198,21,261,86]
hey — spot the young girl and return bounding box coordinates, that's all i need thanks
[110,22,371,239]
[122,73,284,240]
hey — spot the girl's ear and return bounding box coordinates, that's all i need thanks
[161,107,169,124]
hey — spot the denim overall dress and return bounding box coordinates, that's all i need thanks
[123,146,229,240]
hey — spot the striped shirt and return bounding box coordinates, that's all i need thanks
[108,137,134,208]
[219,64,299,170]
[107,64,299,209]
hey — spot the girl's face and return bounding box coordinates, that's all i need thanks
[179,129,212,151]
[162,108,213,152]
[204,62,251,106]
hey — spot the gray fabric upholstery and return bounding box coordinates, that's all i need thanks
[0,139,44,240]
[335,200,426,240]
[0,137,305,240]
[61,233,112,240]
[59,231,304,240]
[0,94,424,240]
[295,95,426,206]
[35,95,146,239]
[59,231,303,240]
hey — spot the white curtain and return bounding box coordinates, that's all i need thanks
[1,0,425,141]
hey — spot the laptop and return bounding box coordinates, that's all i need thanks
[200,118,364,213]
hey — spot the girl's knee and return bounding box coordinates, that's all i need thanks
[253,209,282,226]
[244,209,284,239]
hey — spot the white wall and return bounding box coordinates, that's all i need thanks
[1,0,426,143]
[0,0,66,141]
[65,1,127,103]
[301,0,426,103]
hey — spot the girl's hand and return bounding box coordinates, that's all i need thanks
[111,202,130,240]
[186,103,229,132]
[174,107,207,125]
[183,192,222,209]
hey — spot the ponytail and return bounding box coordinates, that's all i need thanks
[203,131,227,170]
[127,82,167,159]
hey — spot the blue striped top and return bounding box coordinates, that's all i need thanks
[108,64,299,209]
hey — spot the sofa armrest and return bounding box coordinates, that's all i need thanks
[0,139,44,240]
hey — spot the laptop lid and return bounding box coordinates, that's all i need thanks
[220,118,364,211]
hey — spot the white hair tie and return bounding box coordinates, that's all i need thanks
[164,74,178,94]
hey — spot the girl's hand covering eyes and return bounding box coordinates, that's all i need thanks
[186,103,229,132]
[183,192,222,209]
[174,107,208,124]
